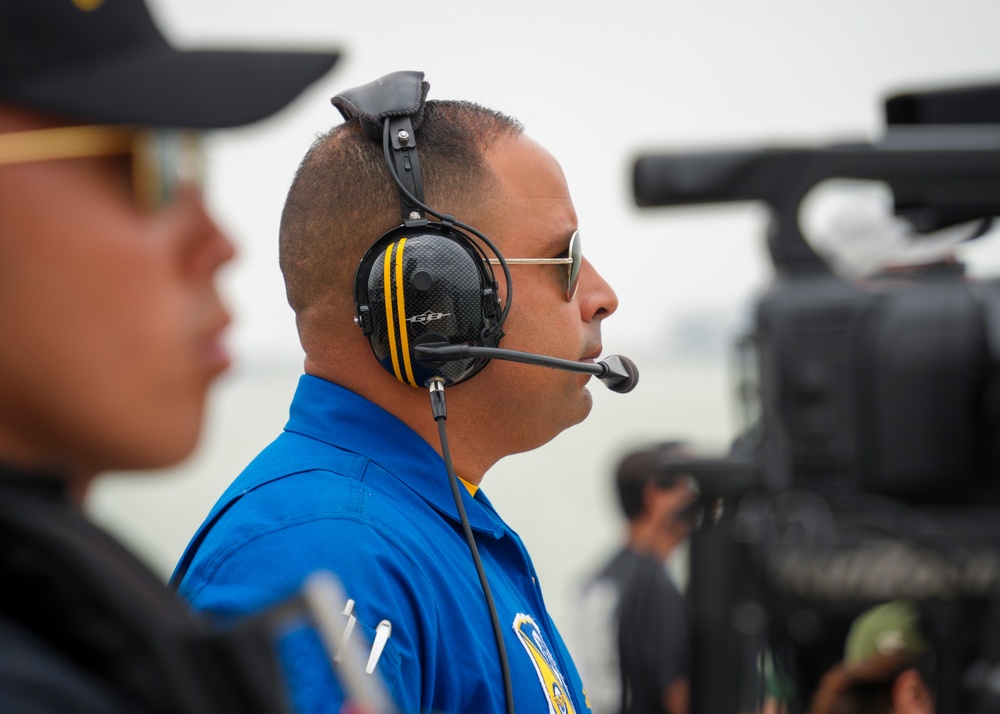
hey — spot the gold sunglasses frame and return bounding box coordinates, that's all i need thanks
[0,124,202,211]
[486,230,581,300]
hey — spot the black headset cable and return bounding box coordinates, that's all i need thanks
[379,118,515,712]
[428,378,515,714]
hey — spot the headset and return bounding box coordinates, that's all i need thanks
[352,222,502,387]
[336,70,512,389]
[337,70,638,394]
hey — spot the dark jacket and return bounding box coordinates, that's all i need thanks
[0,468,294,714]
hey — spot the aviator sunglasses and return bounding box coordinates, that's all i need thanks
[0,124,203,212]
[488,229,582,301]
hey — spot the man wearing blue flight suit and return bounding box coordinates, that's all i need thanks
[175,73,622,714]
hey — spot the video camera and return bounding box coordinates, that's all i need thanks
[632,80,1000,714]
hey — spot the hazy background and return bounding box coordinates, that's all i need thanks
[88,0,1000,650]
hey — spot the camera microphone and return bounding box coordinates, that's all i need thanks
[413,343,639,394]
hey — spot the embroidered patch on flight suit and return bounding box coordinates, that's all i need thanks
[513,613,577,714]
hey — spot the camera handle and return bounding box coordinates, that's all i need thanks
[632,125,1000,276]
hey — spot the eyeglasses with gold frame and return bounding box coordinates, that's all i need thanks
[0,124,204,211]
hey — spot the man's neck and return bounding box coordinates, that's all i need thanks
[303,360,501,485]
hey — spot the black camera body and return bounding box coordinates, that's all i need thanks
[633,81,1000,714]
[756,269,1000,505]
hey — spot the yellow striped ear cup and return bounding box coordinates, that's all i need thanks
[353,223,502,387]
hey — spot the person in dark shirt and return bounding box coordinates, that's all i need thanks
[578,441,699,714]
[0,1,338,711]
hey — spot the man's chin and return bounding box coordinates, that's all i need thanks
[571,387,594,426]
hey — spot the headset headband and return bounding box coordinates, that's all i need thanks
[332,70,430,222]
[333,71,512,388]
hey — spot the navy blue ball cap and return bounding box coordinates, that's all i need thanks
[0,0,340,128]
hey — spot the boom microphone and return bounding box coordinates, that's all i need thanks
[413,343,639,394]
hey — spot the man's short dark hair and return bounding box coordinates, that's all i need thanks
[278,99,523,329]
[615,441,690,520]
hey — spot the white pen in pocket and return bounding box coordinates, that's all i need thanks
[366,620,392,675]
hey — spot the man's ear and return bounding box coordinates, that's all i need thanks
[892,668,934,714]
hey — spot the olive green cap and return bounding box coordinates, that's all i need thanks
[844,600,931,666]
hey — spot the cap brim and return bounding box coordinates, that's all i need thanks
[5,44,339,129]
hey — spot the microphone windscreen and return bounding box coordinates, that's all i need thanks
[598,354,639,393]
[611,355,639,393]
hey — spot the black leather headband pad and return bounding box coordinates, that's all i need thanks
[331,70,430,142]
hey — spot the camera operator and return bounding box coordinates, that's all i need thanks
[577,441,699,714]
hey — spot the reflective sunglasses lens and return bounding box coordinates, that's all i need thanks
[567,230,582,300]
[133,130,204,210]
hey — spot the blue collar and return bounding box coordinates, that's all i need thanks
[286,375,504,537]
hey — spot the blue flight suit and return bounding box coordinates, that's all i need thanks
[175,375,591,714]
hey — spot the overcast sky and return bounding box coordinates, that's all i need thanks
[147,0,1000,367]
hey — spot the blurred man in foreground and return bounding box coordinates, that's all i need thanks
[0,1,338,711]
